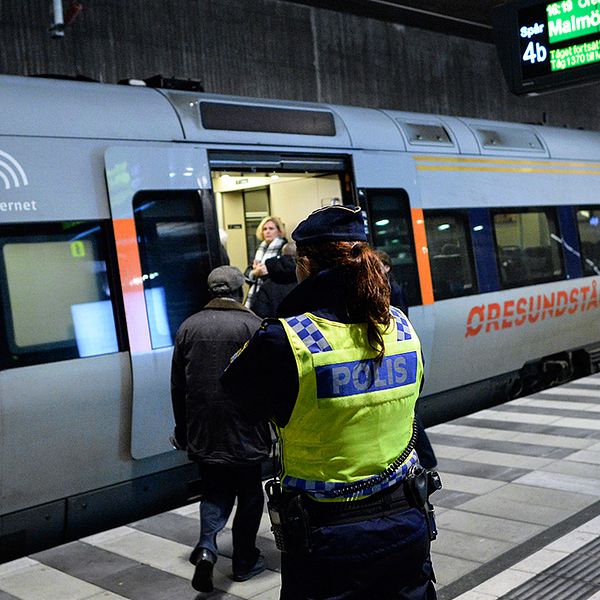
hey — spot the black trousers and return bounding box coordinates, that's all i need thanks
[195,462,264,572]
[279,506,436,600]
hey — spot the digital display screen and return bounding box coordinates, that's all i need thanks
[494,0,600,94]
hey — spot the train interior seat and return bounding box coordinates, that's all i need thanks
[595,241,600,265]
[581,241,594,258]
[499,245,529,286]
[430,244,465,298]
[522,246,552,279]
[582,241,600,272]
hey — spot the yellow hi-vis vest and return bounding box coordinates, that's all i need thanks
[277,307,424,501]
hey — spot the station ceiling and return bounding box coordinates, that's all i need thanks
[293,1,504,43]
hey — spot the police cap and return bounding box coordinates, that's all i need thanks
[292,205,367,245]
[207,265,245,296]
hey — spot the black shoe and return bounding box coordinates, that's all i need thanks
[232,555,266,582]
[191,548,216,593]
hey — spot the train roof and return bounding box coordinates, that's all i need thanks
[2,74,600,161]
[0,74,184,141]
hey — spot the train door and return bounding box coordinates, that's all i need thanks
[104,146,220,458]
[207,152,353,293]
[352,151,435,371]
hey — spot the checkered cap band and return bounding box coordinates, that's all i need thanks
[285,315,333,354]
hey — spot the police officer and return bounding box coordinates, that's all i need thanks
[222,205,437,599]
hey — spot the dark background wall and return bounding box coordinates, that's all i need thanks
[1,0,599,129]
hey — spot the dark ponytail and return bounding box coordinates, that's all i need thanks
[297,241,391,361]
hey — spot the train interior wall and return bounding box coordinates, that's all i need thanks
[2,0,600,130]
[213,171,342,276]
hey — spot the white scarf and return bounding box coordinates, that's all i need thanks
[245,236,285,308]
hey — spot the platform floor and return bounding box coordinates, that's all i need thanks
[1,373,600,600]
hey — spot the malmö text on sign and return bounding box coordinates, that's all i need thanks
[493,0,600,94]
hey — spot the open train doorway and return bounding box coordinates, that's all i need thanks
[209,152,354,293]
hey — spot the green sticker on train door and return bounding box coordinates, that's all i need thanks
[70,241,86,258]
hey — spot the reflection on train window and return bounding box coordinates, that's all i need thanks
[576,207,600,276]
[133,190,211,349]
[363,189,421,306]
[493,208,564,288]
[424,212,478,300]
[0,222,118,369]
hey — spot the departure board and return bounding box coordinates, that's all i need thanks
[493,0,600,94]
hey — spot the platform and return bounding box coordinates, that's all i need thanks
[1,372,599,600]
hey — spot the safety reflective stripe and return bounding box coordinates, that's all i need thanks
[282,449,419,500]
[286,310,411,353]
[284,315,333,353]
[390,307,412,341]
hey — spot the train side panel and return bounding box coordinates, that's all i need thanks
[0,133,192,556]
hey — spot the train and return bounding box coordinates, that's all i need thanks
[1,73,599,561]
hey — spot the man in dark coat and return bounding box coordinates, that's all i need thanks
[252,241,298,318]
[171,266,270,593]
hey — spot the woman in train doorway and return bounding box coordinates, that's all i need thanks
[223,205,437,600]
[245,215,287,310]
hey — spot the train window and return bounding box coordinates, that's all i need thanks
[576,207,600,276]
[133,190,212,349]
[0,221,119,369]
[424,212,478,300]
[200,102,336,136]
[492,208,564,288]
[361,189,421,307]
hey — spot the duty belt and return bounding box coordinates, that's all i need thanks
[300,481,411,527]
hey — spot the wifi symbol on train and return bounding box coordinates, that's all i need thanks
[0,150,29,190]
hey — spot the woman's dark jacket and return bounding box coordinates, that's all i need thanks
[171,297,271,464]
[221,267,389,426]
[221,268,435,467]
[252,254,298,318]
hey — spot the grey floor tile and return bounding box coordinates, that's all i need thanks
[129,512,198,548]
[33,541,140,581]
[428,433,574,459]
[540,459,600,480]
[33,539,244,600]
[530,391,600,404]
[95,563,197,600]
[450,414,527,427]
[457,495,572,526]
[427,433,485,449]
[564,383,600,393]
[492,404,597,419]
[437,458,530,482]
[515,470,600,497]
[458,417,594,439]
[541,425,600,439]
[430,553,481,588]
[0,591,19,600]
[436,510,545,543]
[489,483,596,511]
[435,529,513,563]
[434,489,479,509]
